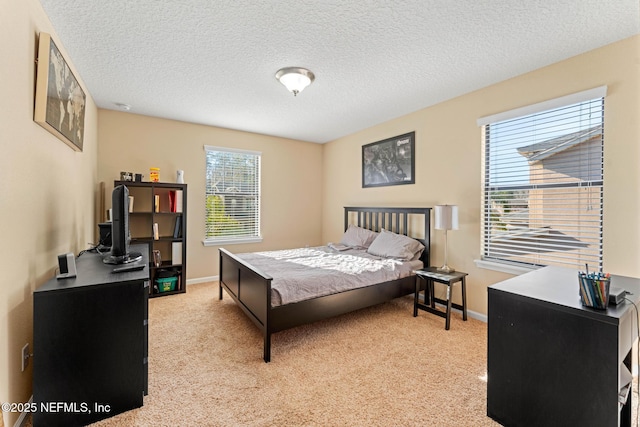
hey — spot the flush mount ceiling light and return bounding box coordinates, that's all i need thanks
[275,67,315,96]
[114,102,131,111]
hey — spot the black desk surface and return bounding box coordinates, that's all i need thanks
[36,244,149,293]
[489,265,640,324]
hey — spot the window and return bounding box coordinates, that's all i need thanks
[479,87,605,271]
[204,145,261,245]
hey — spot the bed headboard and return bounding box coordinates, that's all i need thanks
[344,206,431,266]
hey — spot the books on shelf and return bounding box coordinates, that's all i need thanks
[168,189,183,213]
[173,216,182,238]
[176,190,183,213]
[168,190,176,213]
[172,242,182,265]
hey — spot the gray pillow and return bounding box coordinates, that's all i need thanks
[367,229,424,261]
[340,224,379,248]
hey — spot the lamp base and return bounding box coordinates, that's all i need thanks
[437,265,455,274]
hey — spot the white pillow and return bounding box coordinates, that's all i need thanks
[340,224,379,248]
[367,229,425,261]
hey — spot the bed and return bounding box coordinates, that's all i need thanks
[218,206,431,362]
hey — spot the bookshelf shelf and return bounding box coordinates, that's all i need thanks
[115,180,187,298]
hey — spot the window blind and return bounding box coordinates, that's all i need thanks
[482,95,604,270]
[204,145,261,243]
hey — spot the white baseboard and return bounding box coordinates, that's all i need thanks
[430,301,487,323]
[186,276,218,285]
[467,308,487,323]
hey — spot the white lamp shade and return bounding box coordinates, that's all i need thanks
[279,72,311,93]
[434,205,459,230]
[275,67,315,95]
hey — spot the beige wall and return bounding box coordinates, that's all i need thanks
[322,35,640,316]
[98,110,324,280]
[0,0,99,425]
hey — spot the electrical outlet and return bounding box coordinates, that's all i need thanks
[21,343,30,372]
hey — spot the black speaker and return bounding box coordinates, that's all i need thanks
[57,253,77,279]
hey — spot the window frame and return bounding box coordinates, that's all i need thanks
[203,145,262,246]
[476,87,606,273]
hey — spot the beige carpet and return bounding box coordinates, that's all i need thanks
[20,281,640,427]
[86,282,497,426]
[17,283,638,427]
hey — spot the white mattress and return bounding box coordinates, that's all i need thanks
[236,246,422,307]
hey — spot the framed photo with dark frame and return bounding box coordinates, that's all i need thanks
[362,131,415,188]
[34,32,86,152]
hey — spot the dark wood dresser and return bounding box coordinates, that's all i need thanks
[488,265,640,427]
[33,245,149,426]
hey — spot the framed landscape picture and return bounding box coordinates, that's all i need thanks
[362,131,415,188]
[34,32,86,152]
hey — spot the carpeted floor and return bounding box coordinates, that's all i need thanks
[88,282,498,426]
[20,281,640,426]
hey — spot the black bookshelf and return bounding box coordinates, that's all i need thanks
[115,181,187,297]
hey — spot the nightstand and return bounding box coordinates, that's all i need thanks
[413,267,468,330]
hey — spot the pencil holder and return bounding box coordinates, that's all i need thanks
[578,273,610,310]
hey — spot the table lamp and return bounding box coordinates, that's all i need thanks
[435,205,458,273]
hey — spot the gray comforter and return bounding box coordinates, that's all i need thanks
[236,246,422,306]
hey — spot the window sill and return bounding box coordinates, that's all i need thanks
[474,259,541,276]
[202,237,263,246]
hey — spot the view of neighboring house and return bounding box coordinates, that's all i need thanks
[488,124,603,268]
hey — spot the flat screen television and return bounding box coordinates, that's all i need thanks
[103,185,142,265]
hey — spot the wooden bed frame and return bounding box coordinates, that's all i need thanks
[218,206,431,362]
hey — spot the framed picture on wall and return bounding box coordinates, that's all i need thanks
[34,32,86,152]
[362,131,415,188]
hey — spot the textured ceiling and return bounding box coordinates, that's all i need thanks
[37,0,639,143]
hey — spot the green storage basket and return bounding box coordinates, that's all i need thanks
[156,276,178,293]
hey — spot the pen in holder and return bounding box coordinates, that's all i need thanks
[578,272,610,310]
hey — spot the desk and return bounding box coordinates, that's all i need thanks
[487,266,640,427]
[33,245,149,427]
[413,267,468,330]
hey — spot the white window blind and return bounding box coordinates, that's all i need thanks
[481,93,604,270]
[204,145,261,244]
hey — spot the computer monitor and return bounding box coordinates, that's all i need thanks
[103,185,142,264]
